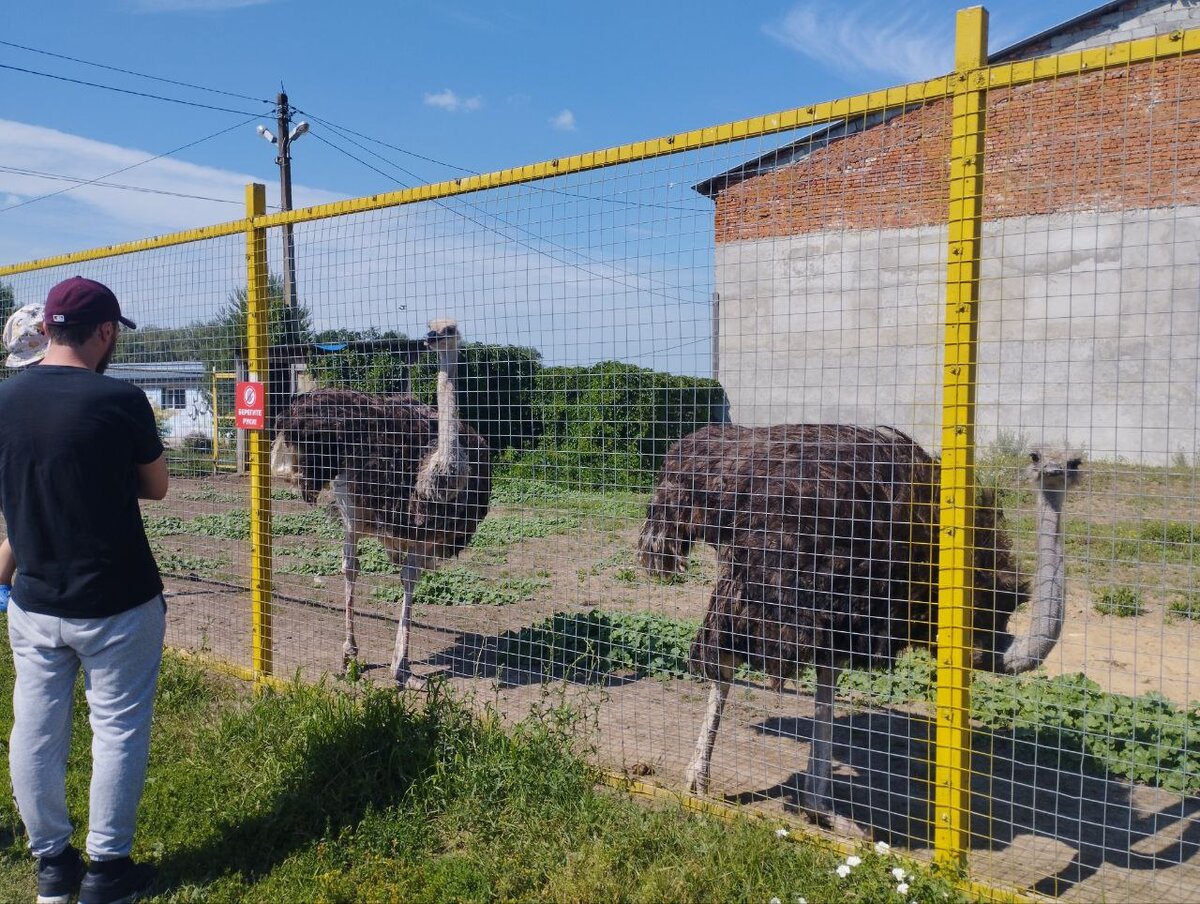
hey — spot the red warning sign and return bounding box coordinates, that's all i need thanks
[235,381,265,430]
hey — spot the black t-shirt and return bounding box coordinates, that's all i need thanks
[0,365,164,617]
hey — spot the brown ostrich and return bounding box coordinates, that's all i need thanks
[637,423,1082,834]
[272,319,491,688]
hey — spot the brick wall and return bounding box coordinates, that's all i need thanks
[714,55,1200,243]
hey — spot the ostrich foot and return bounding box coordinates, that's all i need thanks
[684,763,710,796]
[392,663,428,691]
[803,806,867,839]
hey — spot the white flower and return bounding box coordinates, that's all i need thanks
[775,827,790,838]
[846,855,862,867]
[892,867,908,881]
[769,898,782,904]
[836,864,851,878]
[897,883,910,895]
[875,841,891,855]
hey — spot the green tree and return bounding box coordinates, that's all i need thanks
[411,343,543,453]
[0,282,15,329]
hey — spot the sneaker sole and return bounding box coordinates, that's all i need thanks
[37,896,74,904]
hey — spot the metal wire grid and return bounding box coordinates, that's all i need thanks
[0,19,1197,903]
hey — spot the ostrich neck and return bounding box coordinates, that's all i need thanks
[1001,487,1066,674]
[435,353,460,460]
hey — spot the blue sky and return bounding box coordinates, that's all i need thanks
[1,0,1105,259]
[0,0,1107,371]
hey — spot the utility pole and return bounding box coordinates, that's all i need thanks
[275,91,298,313]
[256,92,309,409]
[256,90,308,315]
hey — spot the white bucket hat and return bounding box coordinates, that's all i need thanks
[4,303,48,368]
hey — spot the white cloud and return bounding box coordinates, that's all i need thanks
[424,89,483,113]
[0,118,341,264]
[132,0,274,10]
[763,2,952,82]
[550,109,576,131]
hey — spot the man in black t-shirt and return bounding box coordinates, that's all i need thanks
[0,277,166,904]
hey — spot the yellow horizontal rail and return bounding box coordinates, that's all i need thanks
[3,24,1198,278]
[0,219,246,278]
[985,26,1200,90]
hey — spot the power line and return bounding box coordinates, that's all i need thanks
[0,62,266,117]
[0,117,260,214]
[308,125,707,307]
[297,110,473,176]
[0,165,244,205]
[301,108,709,214]
[0,39,272,104]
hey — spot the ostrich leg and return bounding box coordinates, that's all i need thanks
[341,531,359,669]
[391,550,429,690]
[803,662,864,837]
[331,478,360,669]
[685,679,730,794]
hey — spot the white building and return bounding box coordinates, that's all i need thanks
[107,361,214,447]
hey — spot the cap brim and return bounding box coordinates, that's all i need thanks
[118,315,137,330]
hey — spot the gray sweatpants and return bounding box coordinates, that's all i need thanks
[7,595,165,860]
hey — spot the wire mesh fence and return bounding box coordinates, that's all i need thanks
[2,9,1199,901]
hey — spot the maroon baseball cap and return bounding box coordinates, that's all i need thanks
[44,277,137,330]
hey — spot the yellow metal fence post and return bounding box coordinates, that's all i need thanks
[245,183,273,680]
[935,5,988,871]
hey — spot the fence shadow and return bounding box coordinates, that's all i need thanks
[745,709,1200,896]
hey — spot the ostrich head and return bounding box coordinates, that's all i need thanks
[424,319,461,355]
[270,433,313,502]
[972,447,1084,674]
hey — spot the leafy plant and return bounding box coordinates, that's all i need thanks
[469,514,579,548]
[371,567,549,606]
[496,610,699,681]
[152,548,228,576]
[1093,585,1146,617]
[1169,591,1200,620]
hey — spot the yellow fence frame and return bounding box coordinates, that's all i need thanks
[3,6,1200,891]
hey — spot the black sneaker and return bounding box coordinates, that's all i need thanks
[77,858,157,904]
[36,845,85,904]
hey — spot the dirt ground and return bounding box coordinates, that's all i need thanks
[148,468,1200,902]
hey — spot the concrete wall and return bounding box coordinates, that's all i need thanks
[992,0,1200,62]
[716,206,1200,463]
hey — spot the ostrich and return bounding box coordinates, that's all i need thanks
[637,423,1082,834]
[272,319,491,688]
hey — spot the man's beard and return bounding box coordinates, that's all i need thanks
[96,337,116,374]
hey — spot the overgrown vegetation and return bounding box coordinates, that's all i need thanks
[1093,585,1146,617]
[372,566,551,607]
[497,610,699,680]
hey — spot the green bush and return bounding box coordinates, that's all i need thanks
[498,361,727,491]
[412,342,544,454]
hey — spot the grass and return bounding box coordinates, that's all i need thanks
[150,547,228,577]
[491,477,648,521]
[1093,586,1147,617]
[374,567,551,606]
[1169,591,1200,620]
[468,513,580,549]
[0,652,970,903]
